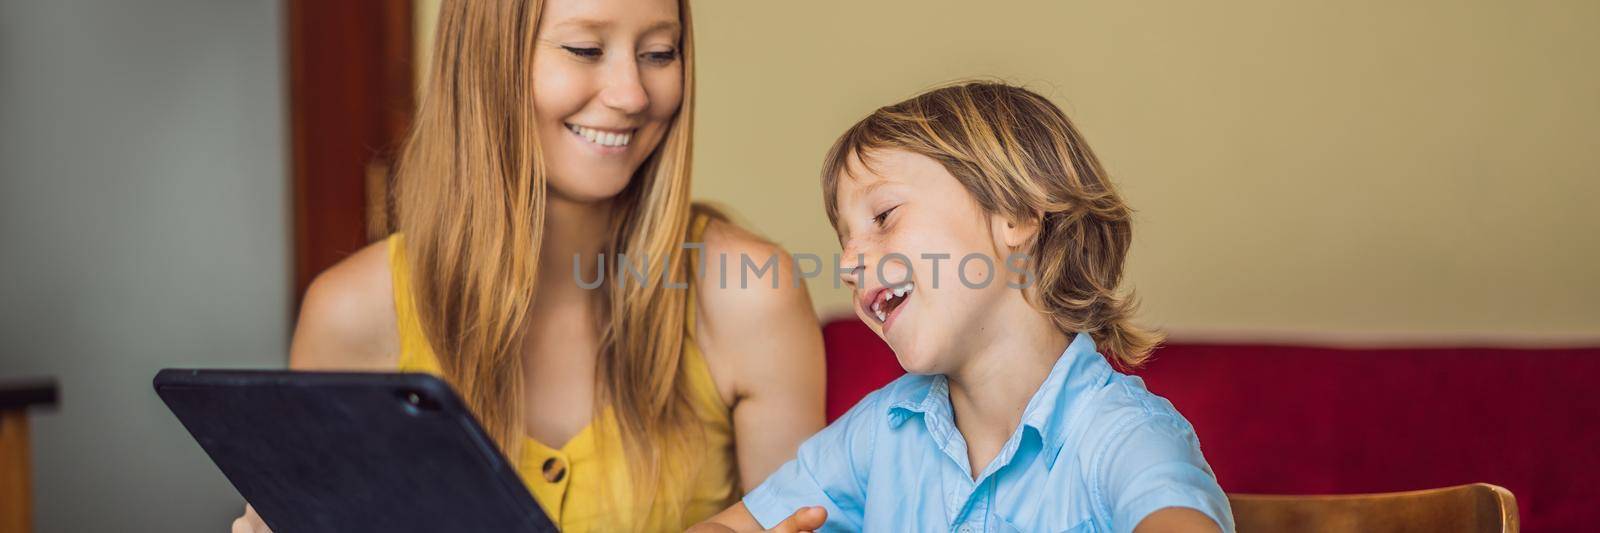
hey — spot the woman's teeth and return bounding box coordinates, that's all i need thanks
[871,282,914,323]
[566,124,632,147]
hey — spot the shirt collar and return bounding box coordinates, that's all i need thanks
[885,374,949,431]
[1020,332,1106,468]
[883,332,1109,469]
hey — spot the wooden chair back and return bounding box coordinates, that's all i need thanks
[1229,483,1518,533]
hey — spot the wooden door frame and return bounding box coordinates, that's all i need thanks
[286,0,416,312]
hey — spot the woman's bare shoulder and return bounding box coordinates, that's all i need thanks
[694,218,824,400]
[695,219,815,333]
[289,238,400,371]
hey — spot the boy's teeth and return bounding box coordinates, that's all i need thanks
[567,124,632,147]
[870,283,914,325]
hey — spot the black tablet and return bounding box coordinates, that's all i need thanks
[154,369,557,533]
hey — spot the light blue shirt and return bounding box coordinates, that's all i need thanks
[744,333,1234,532]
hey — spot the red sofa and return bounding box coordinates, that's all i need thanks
[821,319,1600,532]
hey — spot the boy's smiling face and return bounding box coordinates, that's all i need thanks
[833,149,1031,375]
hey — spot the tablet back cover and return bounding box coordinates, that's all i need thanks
[154,369,556,533]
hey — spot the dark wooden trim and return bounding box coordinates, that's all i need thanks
[287,0,415,313]
[0,380,56,411]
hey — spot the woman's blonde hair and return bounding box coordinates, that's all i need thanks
[393,0,704,521]
[820,81,1163,366]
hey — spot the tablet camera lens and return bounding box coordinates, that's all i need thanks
[397,388,440,414]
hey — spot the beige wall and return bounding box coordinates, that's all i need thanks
[418,0,1600,345]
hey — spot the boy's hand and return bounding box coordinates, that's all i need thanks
[768,506,827,532]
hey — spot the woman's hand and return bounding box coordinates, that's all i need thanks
[688,502,827,533]
[765,506,827,533]
[230,504,271,533]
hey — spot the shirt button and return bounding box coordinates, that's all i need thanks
[957,525,974,533]
[541,457,567,483]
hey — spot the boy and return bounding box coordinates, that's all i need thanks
[696,82,1232,533]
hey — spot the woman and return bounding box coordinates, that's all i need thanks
[232,0,825,530]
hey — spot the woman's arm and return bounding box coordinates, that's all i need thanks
[287,239,400,371]
[695,220,828,491]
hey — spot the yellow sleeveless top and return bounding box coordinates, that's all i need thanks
[386,215,738,531]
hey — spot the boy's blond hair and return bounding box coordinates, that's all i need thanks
[822,81,1162,366]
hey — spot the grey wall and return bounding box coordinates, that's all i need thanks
[0,1,287,531]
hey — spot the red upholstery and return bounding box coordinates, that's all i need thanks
[820,318,1600,532]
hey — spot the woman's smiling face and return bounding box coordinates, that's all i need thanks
[532,0,683,204]
[833,149,1024,375]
